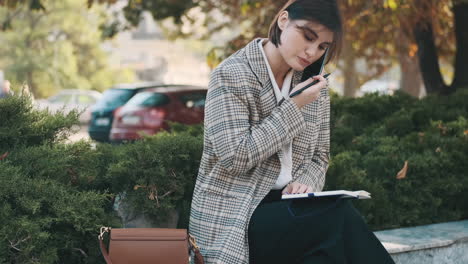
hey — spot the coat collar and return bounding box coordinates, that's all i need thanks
[245,38,304,90]
[244,38,305,123]
[245,38,311,175]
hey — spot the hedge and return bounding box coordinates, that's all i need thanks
[1,89,467,263]
[0,96,119,263]
[327,90,468,229]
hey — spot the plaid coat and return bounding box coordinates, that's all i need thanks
[189,38,330,264]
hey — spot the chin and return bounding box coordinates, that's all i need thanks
[285,57,308,72]
[291,63,306,72]
[288,59,308,71]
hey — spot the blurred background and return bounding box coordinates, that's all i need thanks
[0,2,467,263]
[0,0,467,141]
[1,0,465,96]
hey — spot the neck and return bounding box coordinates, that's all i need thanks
[263,40,291,83]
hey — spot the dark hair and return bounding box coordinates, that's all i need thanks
[268,0,343,63]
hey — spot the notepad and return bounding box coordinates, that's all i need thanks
[281,190,371,200]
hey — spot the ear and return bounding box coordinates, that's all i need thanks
[277,11,289,31]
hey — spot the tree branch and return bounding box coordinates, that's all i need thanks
[8,235,31,252]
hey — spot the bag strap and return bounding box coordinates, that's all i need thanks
[189,233,205,264]
[98,227,113,264]
[98,227,204,264]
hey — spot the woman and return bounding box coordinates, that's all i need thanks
[189,0,395,263]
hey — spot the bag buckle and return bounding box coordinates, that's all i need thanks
[98,226,111,241]
[188,234,200,250]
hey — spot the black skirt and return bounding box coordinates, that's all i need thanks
[248,190,395,264]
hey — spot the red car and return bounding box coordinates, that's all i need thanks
[110,85,206,142]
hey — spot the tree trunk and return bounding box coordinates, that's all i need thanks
[451,2,468,89]
[342,41,359,97]
[413,20,449,94]
[399,52,423,98]
[397,29,423,98]
[26,71,38,98]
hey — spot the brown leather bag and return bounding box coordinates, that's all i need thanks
[98,227,204,264]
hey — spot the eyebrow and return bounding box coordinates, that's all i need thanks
[299,25,332,46]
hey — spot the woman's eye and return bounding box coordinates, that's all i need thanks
[304,34,314,41]
[319,46,326,50]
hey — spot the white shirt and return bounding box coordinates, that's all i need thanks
[258,39,294,190]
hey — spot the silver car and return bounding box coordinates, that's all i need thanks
[35,89,102,124]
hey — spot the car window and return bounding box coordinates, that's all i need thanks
[179,92,206,108]
[94,89,135,108]
[125,92,170,107]
[49,94,73,104]
[77,95,97,105]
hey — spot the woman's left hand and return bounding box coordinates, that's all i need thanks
[282,182,313,194]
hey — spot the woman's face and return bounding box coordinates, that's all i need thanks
[277,12,334,71]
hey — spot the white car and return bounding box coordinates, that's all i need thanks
[35,89,102,124]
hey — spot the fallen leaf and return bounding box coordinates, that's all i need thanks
[134,185,146,191]
[437,123,447,135]
[396,161,408,180]
[0,152,9,161]
[409,44,418,57]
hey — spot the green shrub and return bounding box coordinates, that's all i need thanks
[0,163,117,263]
[0,96,79,149]
[167,121,204,137]
[0,95,203,263]
[0,95,119,264]
[1,88,467,263]
[327,89,468,230]
[106,131,203,228]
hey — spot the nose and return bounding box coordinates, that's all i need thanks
[304,44,321,60]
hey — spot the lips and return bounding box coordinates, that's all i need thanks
[298,57,311,67]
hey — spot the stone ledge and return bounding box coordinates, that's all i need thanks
[375,220,468,254]
[375,220,468,264]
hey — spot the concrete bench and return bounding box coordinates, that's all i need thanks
[375,220,468,264]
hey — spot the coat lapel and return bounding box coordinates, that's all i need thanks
[245,38,318,177]
[245,38,276,119]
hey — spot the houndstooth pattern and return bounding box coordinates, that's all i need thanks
[189,38,330,264]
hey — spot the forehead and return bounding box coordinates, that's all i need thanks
[293,20,334,40]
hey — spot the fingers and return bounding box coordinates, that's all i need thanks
[291,183,300,194]
[292,77,315,92]
[311,75,328,87]
[290,79,320,97]
[299,75,327,93]
[290,72,329,109]
[313,74,326,81]
[282,184,292,194]
[297,184,308,194]
[284,182,312,194]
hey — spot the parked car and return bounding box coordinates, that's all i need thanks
[35,89,102,124]
[110,86,206,142]
[88,82,164,142]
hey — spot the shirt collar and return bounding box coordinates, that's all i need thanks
[257,39,293,102]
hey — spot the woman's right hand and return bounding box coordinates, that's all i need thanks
[290,75,328,108]
[282,182,313,194]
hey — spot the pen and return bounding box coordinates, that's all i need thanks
[289,72,331,98]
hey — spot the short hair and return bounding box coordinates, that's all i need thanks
[268,0,343,64]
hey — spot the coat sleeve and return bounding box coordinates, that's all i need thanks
[205,65,307,177]
[295,88,330,191]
